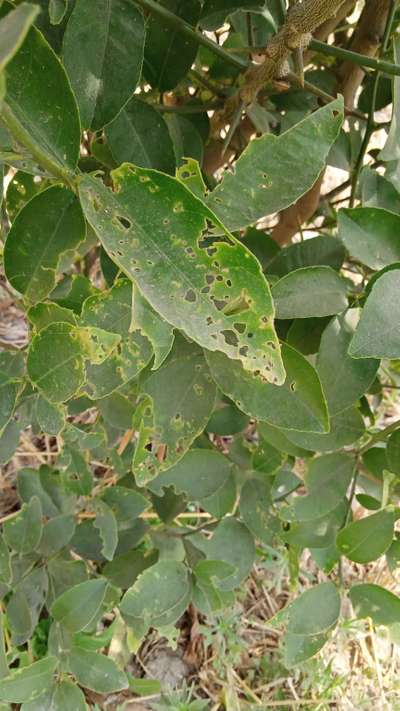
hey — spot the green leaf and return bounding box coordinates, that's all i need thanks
[387,429,400,475]
[283,631,328,668]
[167,113,203,167]
[0,538,11,586]
[0,5,80,175]
[284,407,365,453]
[8,567,48,646]
[131,284,175,370]
[101,486,150,526]
[379,37,400,162]
[206,517,255,590]
[350,584,400,626]
[336,509,395,563]
[103,549,150,589]
[144,0,201,91]
[207,99,344,232]
[338,207,400,270]
[81,280,153,398]
[349,270,400,359]
[240,477,274,546]
[106,98,176,175]
[120,560,190,632]
[258,421,312,458]
[93,500,118,561]
[206,343,328,434]
[49,0,68,25]
[4,186,85,304]
[149,448,232,500]
[67,647,128,694]
[27,322,86,403]
[206,403,249,436]
[38,515,75,557]
[78,164,285,385]
[282,501,346,549]
[0,351,24,434]
[287,582,340,636]
[0,657,58,704]
[28,302,77,331]
[268,235,345,278]
[282,453,354,522]
[316,311,379,416]
[63,0,145,129]
[36,395,66,436]
[0,614,8,680]
[132,338,217,484]
[18,464,75,517]
[51,579,108,632]
[271,266,348,320]
[201,0,264,29]
[3,496,42,554]
[60,446,93,496]
[21,679,87,710]
[0,2,39,73]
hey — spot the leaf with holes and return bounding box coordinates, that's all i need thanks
[132,338,217,484]
[206,343,328,433]
[63,0,145,129]
[78,164,285,385]
[4,186,86,304]
[207,98,343,232]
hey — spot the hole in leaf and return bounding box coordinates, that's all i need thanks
[185,289,197,303]
[221,329,239,346]
[234,322,246,334]
[116,215,131,230]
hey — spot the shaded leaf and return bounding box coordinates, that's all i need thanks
[3,496,42,554]
[93,500,118,561]
[67,648,128,693]
[149,448,232,500]
[206,518,255,590]
[63,0,145,129]
[268,235,345,278]
[51,579,108,632]
[0,2,39,73]
[339,207,400,270]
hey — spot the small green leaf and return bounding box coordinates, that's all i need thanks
[387,429,400,475]
[206,343,328,434]
[131,284,175,370]
[51,579,108,632]
[336,509,395,563]
[379,37,400,162]
[207,99,344,231]
[0,538,11,586]
[27,322,86,403]
[78,164,285,385]
[317,311,379,416]
[49,0,67,25]
[284,407,365,453]
[28,302,77,331]
[0,351,24,433]
[268,235,345,277]
[63,0,145,129]
[101,487,150,525]
[283,630,328,668]
[93,500,118,562]
[0,2,39,73]
[38,515,75,557]
[0,657,58,704]
[106,98,176,175]
[21,678,87,710]
[149,448,232,500]
[67,647,128,693]
[339,207,400,270]
[240,477,274,546]
[272,266,348,320]
[120,560,190,632]
[4,186,85,303]
[349,270,400,359]
[286,582,341,636]
[3,496,42,554]
[350,583,400,626]
[132,339,217,484]
[283,453,354,522]
[36,395,66,436]
[206,518,255,590]
[144,0,201,91]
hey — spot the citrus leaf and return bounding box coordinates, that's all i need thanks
[206,518,255,590]
[207,98,344,231]
[349,270,400,359]
[0,2,39,73]
[350,583,400,626]
[63,0,145,129]
[51,579,108,632]
[339,207,400,270]
[336,509,395,563]
[0,657,58,704]
[206,343,328,433]
[4,186,86,304]
[67,648,128,693]
[149,448,232,500]
[131,284,175,370]
[3,496,42,554]
[78,164,285,385]
[93,500,118,561]
[286,582,340,636]
[272,266,348,320]
[0,3,80,174]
